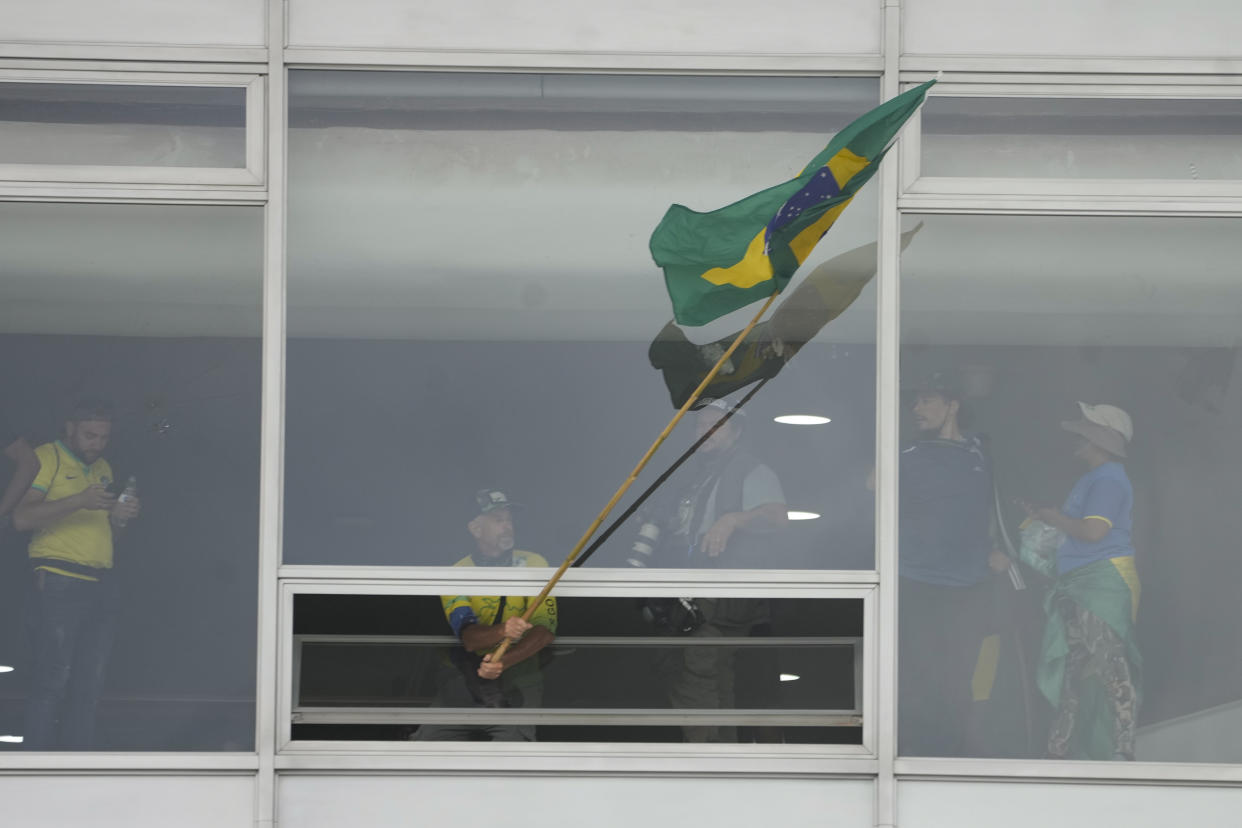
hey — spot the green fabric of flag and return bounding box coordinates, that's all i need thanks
[649,80,934,326]
[1037,558,1143,760]
[648,225,923,408]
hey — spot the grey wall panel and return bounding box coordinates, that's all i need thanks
[4,0,265,48]
[900,780,1242,828]
[279,774,873,828]
[0,775,254,828]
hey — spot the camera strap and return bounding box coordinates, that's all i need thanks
[490,594,509,628]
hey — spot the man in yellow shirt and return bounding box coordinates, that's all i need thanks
[413,489,556,741]
[14,399,141,750]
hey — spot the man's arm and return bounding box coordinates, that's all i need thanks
[477,625,554,679]
[12,485,114,532]
[701,502,789,558]
[1034,507,1111,543]
[0,437,38,520]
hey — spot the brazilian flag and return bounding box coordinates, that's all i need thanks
[649,80,935,326]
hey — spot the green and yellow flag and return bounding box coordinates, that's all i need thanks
[649,80,934,326]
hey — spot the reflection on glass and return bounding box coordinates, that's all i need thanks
[293,596,862,744]
[899,214,1242,764]
[921,96,1242,180]
[285,70,881,570]
[0,82,247,168]
[0,203,261,750]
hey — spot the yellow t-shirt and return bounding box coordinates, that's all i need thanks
[28,440,115,580]
[441,549,558,652]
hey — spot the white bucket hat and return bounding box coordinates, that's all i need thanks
[1061,401,1133,458]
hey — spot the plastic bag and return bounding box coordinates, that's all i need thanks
[1017,518,1064,578]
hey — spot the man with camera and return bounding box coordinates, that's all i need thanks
[13,399,141,750]
[412,489,557,741]
[642,398,788,742]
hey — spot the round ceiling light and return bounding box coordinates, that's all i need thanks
[773,415,831,425]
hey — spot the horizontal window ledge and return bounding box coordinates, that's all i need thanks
[296,634,860,647]
[0,753,258,772]
[0,183,267,203]
[292,707,861,728]
[898,192,1242,216]
[283,48,883,75]
[274,744,877,775]
[906,177,1242,199]
[896,756,1242,785]
[899,56,1242,77]
[280,567,878,595]
[0,43,267,64]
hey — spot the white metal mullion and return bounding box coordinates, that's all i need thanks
[254,0,285,825]
[245,75,267,184]
[876,2,904,826]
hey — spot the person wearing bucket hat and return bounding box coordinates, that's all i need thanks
[1025,403,1141,760]
[411,489,557,741]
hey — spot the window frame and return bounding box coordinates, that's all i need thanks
[899,78,1242,211]
[276,573,879,770]
[0,68,266,187]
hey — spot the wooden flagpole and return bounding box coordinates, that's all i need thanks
[489,289,781,664]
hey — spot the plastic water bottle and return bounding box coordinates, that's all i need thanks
[113,475,138,528]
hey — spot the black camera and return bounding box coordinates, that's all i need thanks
[641,597,705,635]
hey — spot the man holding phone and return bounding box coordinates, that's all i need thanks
[13,399,140,749]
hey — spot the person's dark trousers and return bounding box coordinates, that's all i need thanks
[898,577,994,757]
[23,569,117,750]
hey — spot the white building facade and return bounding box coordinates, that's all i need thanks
[3,1,1242,826]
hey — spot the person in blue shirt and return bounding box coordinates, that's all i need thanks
[891,372,1010,756]
[1026,402,1140,760]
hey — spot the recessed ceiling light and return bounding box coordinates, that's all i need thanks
[780,674,801,682]
[0,665,13,673]
[0,735,22,743]
[774,415,831,425]
[787,511,820,521]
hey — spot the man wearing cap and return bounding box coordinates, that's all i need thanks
[659,398,788,742]
[412,489,557,741]
[895,372,1007,756]
[1027,403,1141,760]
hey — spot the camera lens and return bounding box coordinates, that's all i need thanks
[626,522,661,568]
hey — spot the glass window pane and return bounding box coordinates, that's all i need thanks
[921,96,1242,179]
[292,595,863,744]
[0,82,247,168]
[286,70,881,571]
[0,203,261,751]
[898,214,1242,763]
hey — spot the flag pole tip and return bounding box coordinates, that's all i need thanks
[935,70,944,81]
